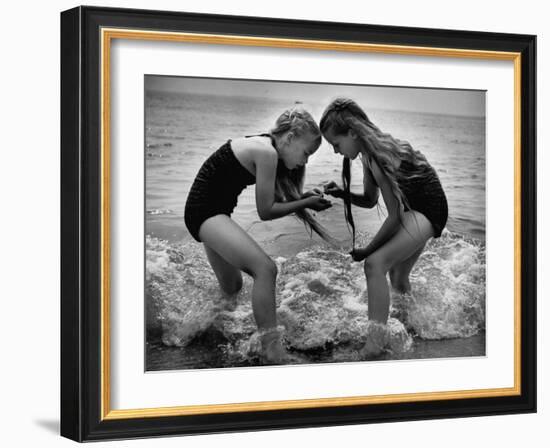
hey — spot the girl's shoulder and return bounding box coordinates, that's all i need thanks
[361,153,398,173]
[360,153,375,170]
[364,156,386,182]
[231,135,278,165]
[248,136,276,154]
[234,135,274,150]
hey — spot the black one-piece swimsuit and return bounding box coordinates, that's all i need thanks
[184,135,273,242]
[395,159,448,238]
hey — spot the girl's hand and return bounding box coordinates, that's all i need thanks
[323,181,344,198]
[301,188,323,199]
[306,195,332,212]
[349,247,369,262]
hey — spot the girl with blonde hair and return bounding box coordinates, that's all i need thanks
[185,107,333,363]
[320,98,448,328]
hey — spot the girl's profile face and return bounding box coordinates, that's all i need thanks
[280,131,320,170]
[323,128,361,160]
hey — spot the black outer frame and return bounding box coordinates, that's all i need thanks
[60,5,537,442]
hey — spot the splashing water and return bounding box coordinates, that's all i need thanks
[146,229,485,369]
[391,232,486,339]
[274,248,412,356]
[146,237,222,347]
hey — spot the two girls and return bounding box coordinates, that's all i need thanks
[185,97,448,363]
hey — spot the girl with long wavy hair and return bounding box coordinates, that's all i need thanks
[184,107,334,363]
[320,97,448,330]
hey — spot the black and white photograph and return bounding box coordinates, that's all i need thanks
[144,76,486,371]
[2,0,544,443]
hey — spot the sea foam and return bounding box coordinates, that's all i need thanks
[146,230,485,363]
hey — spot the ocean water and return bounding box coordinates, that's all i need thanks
[145,90,486,370]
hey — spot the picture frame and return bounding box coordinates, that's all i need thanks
[60,5,536,442]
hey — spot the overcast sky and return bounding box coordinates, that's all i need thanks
[146,75,485,118]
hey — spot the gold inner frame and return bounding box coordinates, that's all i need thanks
[100,27,522,421]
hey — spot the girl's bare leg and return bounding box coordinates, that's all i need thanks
[389,243,425,294]
[198,215,278,331]
[364,211,433,324]
[204,245,243,295]
[203,244,243,310]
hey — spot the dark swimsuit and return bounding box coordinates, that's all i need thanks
[184,134,274,242]
[394,159,448,238]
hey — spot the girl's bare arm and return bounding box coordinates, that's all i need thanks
[324,160,379,208]
[361,158,380,207]
[254,148,331,220]
[351,159,403,260]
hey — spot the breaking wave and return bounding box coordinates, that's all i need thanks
[146,229,485,368]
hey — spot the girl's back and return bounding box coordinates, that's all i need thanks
[393,157,448,238]
[229,135,278,176]
[184,138,257,242]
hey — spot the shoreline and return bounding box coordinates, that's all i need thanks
[145,332,486,372]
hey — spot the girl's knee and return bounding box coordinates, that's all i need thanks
[264,259,278,278]
[252,258,278,279]
[363,255,387,277]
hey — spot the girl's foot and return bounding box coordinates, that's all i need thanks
[360,321,391,358]
[259,327,288,364]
